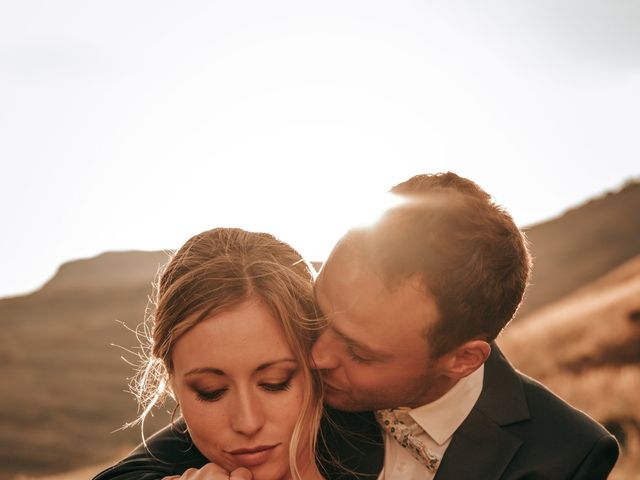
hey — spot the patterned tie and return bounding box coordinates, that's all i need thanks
[375,408,440,473]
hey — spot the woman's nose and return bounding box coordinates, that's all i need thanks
[229,390,265,436]
[311,330,340,370]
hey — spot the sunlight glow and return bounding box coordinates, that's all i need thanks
[1,1,638,297]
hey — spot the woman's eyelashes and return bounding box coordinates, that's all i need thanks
[193,374,295,403]
[259,378,292,392]
[196,388,227,402]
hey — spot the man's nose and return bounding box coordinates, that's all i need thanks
[311,330,340,370]
[230,389,265,436]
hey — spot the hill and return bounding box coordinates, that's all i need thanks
[517,179,640,318]
[38,251,170,294]
[498,256,640,479]
[0,253,174,480]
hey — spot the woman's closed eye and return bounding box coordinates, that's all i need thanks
[195,387,227,402]
[260,378,292,392]
[193,375,294,402]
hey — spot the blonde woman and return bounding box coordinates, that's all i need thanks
[95,228,327,480]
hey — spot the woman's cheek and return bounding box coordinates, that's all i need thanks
[181,398,228,465]
[281,379,306,431]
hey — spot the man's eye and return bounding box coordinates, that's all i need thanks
[195,388,227,402]
[260,379,292,392]
[347,346,371,364]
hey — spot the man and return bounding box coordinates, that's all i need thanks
[96,173,618,479]
[310,173,618,479]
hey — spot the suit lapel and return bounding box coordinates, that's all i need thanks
[434,408,521,479]
[435,344,529,480]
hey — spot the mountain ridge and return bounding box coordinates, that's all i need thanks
[14,179,640,316]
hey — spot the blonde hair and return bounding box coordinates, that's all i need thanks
[132,227,323,479]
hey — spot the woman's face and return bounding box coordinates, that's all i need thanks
[171,299,305,480]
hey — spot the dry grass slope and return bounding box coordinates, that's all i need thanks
[518,180,640,318]
[499,256,640,479]
[0,252,174,480]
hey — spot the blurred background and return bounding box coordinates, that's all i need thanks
[1,1,638,478]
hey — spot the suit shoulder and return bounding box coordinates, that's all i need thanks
[93,422,208,480]
[517,370,615,440]
[497,370,620,478]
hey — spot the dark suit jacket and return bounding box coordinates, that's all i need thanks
[93,346,619,479]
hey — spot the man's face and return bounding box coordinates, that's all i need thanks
[311,247,450,411]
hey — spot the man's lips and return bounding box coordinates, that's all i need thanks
[226,444,280,467]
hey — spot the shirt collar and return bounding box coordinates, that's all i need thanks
[408,364,484,446]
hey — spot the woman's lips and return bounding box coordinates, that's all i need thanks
[227,444,279,467]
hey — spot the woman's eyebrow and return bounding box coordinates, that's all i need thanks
[185,367,225,377]
[184,358,297,377]
[256,358,297,371]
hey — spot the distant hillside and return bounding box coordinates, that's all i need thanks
[518,180,640,318]
[0,255,174,480]
[498,256,640,478]
[40,251,169,294]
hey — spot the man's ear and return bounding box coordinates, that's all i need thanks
[442,340,491,379]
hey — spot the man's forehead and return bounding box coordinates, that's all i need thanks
[319,244,381,283]
[317,256,438,331]
[313,269,346,315]
[312,274,328,308]
[318,252,427,299]
[314,258,377,311]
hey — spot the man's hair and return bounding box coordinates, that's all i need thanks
[344,172,532,357]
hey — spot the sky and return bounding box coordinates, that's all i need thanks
[1,0,638,299]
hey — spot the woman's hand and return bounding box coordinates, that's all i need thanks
[162,463,252,479]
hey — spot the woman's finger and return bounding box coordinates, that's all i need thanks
[166,463,233,479]
[192,462,234,479]
[229,467,253,480]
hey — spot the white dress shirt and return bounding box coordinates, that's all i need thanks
[377,364,484,480]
